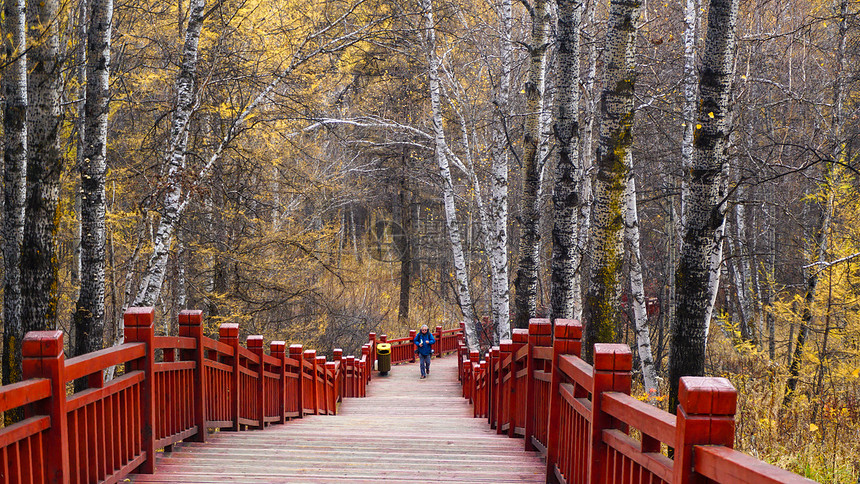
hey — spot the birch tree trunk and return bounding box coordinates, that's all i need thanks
[489,0,513,342]
[624,178,659,396]
[74,0,114,360]
[784,0,847,406]
[582,0,642,360]
[2,0,28,399]
[22,0,63,334]
[420,0,480,351]
[679,0,701,236]
[132,0,207,307]
[513,0,551,329]
[669,0,740,412]
[550,0,583,322]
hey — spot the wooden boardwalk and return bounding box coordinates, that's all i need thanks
[133,354,546,483]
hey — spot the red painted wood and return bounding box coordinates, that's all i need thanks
[178,310,206,443]
[694,446,818,483]
[219,323,241,431]
[545,319,583,482]
[125,307,156,474]
[673,377,736,484]
[21,331,68,483]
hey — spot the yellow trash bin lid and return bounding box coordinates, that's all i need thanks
[376,343,392,355]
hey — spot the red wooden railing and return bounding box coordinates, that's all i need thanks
[0,307,379,483]
[459,318,819,484]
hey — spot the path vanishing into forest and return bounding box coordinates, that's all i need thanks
[132,355,546,483]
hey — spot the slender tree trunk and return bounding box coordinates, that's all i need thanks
[2,0,29,411]
[513,0,551,329]
[550,0,583,322]
[669,0,740,412]
[132,0,206,307]
[22,0,63,335]
[420,0,479,351]
[398,184,413,327]
[488,0,512,342]
[624,178,659,396]
[74,0,114,362]
[784,0,847,407]
[582,0,642,360]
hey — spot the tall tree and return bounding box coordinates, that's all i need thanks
[513,0,551,329]
[550,0,583,321]
[669,0,740,411]
[582,0,643,359]
[624,178,659,395]
[488,0,514,342]
[74,0,114,360]
[132,0,207,308]
[783,0,848,406]
[22,0,63,334]
[2,0,29,405]
[419,0,480,350]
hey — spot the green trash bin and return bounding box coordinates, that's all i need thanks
[376,343,392,375]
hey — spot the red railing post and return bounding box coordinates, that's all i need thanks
[304,350,318,414]
[545,319,583,482]
[409,330,417,362]
[289,344,304,418]
[498,340,514,435]
[586,343,632,484]
[672,377,737,484]
[125,307,156,473]
[219,323,240,431]
[248,335,265,429]
[367,333,376,380]
[333,349,343,397]
[361,344,371,395]
[435,325,443,357]
[271,341,286,424]
[488,346,499,428]
[345,355,355,397]
[524,318,551,451]
[316,355,328,414]
[469,350,480,403]
[509,328,528,438]
[22,330,69,483]
[326,361,338,414]
[178,310,206,443]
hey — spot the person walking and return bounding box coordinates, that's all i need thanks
[414,325,436,379]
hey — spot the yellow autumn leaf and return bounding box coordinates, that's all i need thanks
[809,423,819,432]
[852,368,860,378]
[708,112,714,118]
[696,124,702,129]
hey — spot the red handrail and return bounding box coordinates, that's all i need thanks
[1,307,378,483]
[459,318,819,484]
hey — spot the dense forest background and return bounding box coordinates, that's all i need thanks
[1,0,859,480]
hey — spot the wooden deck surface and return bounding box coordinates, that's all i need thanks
[132,354,546,483]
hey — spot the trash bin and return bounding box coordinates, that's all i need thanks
[376,343,392,375]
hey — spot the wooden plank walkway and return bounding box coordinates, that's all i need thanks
[132,354,546,483]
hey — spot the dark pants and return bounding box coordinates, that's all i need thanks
[419,353,431,376]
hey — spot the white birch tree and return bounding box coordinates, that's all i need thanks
[550,0,583,322]
[2,0,28,400]
[582,0,642,359]
[513,0,551,329]
[669,0,740,411]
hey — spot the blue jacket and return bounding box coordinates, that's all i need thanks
[414,331,436,356]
